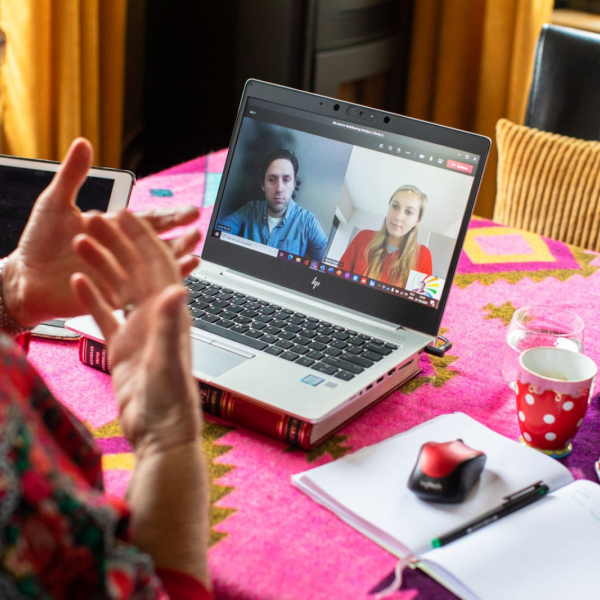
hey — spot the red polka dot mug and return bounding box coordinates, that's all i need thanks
[516,347,597,459]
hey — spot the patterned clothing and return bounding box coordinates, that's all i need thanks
[217,199,328,261]
[0,333,211,600]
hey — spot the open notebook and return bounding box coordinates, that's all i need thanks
[292,413,600,600]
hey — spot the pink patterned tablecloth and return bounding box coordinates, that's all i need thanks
[27,151,600,600]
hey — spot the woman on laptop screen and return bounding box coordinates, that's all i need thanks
[340,185,432,288]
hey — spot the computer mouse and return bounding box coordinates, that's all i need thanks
[407,440,486,503]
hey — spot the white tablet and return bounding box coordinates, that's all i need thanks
[0,154,135,257]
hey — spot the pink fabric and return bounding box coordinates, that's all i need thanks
[26,155,600,600]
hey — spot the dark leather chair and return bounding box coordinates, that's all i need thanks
[525,24,600,140]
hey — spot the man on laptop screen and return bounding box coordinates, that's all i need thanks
[218,148,328,260]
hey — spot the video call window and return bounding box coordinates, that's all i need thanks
[214,115,476,309]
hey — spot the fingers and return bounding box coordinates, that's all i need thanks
[70,272,120,341]
[137,206,200,234]
[148,285,190,363]
[177,255,200,278]
[41,138,94,211]
[164,228,201,258]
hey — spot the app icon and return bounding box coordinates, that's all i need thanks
[304,259,310,265]
[295,257,301,262]
[328,267,334,273]
[352,274,359,282]
[360,277,367,284]
[336,269,342,276]
[344,272,350,279]
[320,265,325,271]
[369,280,376,287]
[311,261,318,269]
[287,254,293,260]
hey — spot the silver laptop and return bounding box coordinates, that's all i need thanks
[182,80,490,437]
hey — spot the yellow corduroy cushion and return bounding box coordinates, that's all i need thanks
[494,118,600,251]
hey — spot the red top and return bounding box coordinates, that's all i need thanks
[339,229,433,284]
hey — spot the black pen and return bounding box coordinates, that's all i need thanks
[431,481,550,548]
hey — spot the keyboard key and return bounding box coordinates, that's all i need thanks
[251,321,267,330]
[295,335,312,347]
[323,356,363,374]
[309,341,327,352]
[334,370,355,381]
[306,350,324,361]
[296,357,315,367]
[289,316,305,326]
[291,345,309,355]
[365,343,392,356]
[241,309,258,318]
[190,308,206,319]
[341,353,374,368]
[278,331,296,341]
[315,335,332,344]
[332,340,348,350]
[347,336,364,346]
[281,351,300,362]
[332,331,350,341]
[200,314,220,323]
[187,289,203,299]
[217,319,235,329]
[192,319,267,350]
[362,350,385,362]
[234,315,252,324]
[231,324,249,334]
[312,362,337,375]
[245,329,264,339]
[324,347,343,357]
[261,333,279,344]
[284,323,302,334]
[265,346,283,356]
[264,326,282,336]
[300,329,317,338]
[275,339,294,349]
[345,344,363,355]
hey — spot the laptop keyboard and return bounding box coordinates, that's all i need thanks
[184,275,398,381]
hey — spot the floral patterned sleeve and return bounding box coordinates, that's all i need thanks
[0,334,211,599]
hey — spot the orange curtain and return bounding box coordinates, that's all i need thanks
[0,0,126,167]
[406,0,554,217]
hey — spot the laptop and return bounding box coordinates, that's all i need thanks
[70,80,490,443]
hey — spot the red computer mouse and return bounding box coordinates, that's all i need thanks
[407,440,486,503]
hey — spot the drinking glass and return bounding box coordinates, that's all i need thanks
[502,305,584,391]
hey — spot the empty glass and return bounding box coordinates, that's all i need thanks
[502,305,584,391]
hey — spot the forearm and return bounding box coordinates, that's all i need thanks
[127,439,211,589]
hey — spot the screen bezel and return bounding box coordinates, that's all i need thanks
[202,80,491,338]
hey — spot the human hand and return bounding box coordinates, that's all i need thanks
[2,138,201,328]
[71,210,201,455]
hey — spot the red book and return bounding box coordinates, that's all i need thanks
[77,336,420,449]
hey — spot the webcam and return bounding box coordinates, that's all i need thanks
[346,106,375,121]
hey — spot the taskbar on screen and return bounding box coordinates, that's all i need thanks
[276,250,440,309]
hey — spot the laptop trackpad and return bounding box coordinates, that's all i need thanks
[191,337,251,377]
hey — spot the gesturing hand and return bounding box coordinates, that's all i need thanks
[71,211,201,454]
[2,138,200,328]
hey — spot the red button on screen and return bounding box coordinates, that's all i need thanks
[446,160,473,174]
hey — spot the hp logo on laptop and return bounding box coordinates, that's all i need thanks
[311,277,321,290]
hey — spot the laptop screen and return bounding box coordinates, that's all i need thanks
[203,81,490,337]
[0,165,115,257]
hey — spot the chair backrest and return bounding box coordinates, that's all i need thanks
[525,24,600,140]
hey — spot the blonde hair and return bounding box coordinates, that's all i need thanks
[364,185,427,287]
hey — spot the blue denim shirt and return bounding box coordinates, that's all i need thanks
[217,199,328,261]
